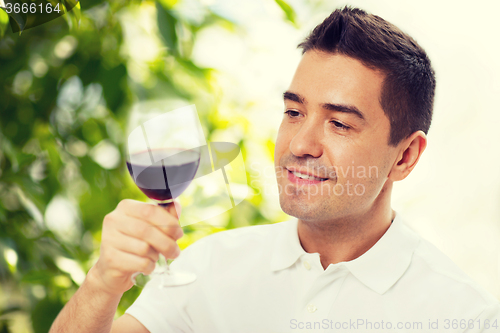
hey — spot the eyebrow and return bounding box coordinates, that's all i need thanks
[283,91,365,121]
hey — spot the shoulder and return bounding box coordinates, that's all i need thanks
[385,220,500,322]
[403,230,500,316]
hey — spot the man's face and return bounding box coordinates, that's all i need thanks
[275,51,399,222]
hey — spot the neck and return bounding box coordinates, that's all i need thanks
[297,183,395,270]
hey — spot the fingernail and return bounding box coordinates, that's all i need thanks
[174,246,181,258]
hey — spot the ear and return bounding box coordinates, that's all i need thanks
[388,131,427,181]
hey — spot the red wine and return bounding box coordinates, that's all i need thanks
[127,148,200,202]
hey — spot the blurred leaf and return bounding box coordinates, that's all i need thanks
[156,1,178,55]
[65,1,81,30]
[157,0,178,10]
[0,8,9,38]
[98,64,127,112]
[79,0,103,10]
[21,270,52,284]
[274,0,298,27]
[7,10,27,34]
[31,297,64,333]
[0,305,22,316]
[63,0,80,13]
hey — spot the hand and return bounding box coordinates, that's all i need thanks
[90,199,183,295]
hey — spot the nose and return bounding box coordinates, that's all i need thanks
[289,116,323,158]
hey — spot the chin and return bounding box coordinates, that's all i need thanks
[279,191,358,223]
[279,195,326,221]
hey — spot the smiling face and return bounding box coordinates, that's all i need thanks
[275,50,401,223]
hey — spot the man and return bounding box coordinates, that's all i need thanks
[50,6,500,333]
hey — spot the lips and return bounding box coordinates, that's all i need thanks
[286,167,328,181]
[290,170,327,181]
[285,167,329,184]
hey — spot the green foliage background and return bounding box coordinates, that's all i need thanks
[0,0,301,331]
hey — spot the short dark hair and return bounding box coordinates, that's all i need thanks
[298,6,436,146]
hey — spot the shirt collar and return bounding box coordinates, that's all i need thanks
[270,214,421,295]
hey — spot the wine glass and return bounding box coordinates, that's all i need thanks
[126,102,205,287]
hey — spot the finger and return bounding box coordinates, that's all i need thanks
[105,246,156,276]
[158,201,183,237]
[117,199,183,239]
[115,214,181,259]
[161,200,182,220]
[106,228,159,263]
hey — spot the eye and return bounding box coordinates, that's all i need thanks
[284,110,302,118]
[331,120,350,131]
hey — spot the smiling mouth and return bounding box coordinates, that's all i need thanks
[287,169,329,181]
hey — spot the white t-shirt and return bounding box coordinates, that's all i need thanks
[126,215,500,332]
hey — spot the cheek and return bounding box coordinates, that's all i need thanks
[274,122,291,165]
[349,153,391,196]
[326,142,385,186]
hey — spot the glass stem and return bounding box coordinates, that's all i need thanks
[165,260,171,275]
[158,253,169,288]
